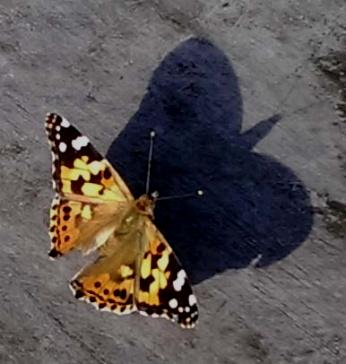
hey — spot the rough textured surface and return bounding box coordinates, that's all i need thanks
[0,1,345,363]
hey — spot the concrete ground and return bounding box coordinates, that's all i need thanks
[1,1,346,363]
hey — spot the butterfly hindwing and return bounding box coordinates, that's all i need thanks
[136,220,199,328]
[69,233,138,315]
[70,269,136,315]
[48,194,81,257]
[48,194,126,258]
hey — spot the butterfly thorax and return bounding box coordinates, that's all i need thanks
[112,195,155,238]
[134,194,155,218]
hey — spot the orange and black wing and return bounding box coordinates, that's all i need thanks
[45,113,133,257]
[136,220,199,328]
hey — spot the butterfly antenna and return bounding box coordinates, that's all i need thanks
[156,190,204,201]
[145,130,155,194]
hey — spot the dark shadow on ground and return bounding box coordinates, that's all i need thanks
[106,38,313,284]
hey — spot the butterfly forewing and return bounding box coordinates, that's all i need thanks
[45,113,132,257]
[136,220,199,328]
[45,113,133,202]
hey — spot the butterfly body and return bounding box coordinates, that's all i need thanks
[45,113,198,328]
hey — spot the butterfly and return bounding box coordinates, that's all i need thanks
[45,112,198,328]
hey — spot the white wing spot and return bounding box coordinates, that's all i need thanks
[61,118,70,128]
[56,133,61,140]
[56,125,61,132]
[72,136,89,151]
[178,307,184,313]
[173,270,186,292]
[168,298,178,309]
[59,142,67,153]
[189,294,197,306]
[185,306,190,313]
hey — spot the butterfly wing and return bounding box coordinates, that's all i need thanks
[69,215,198,328]
[136,219,199,328]
[69,231,138,315]
[45,113,133,257]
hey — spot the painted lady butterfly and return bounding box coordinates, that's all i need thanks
[45,113,198,328]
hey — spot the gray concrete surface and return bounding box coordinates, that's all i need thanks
[1,1,346,363]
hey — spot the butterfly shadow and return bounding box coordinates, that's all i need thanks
[107,38,313,284]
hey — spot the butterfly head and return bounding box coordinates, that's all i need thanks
[135,194,156,218]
